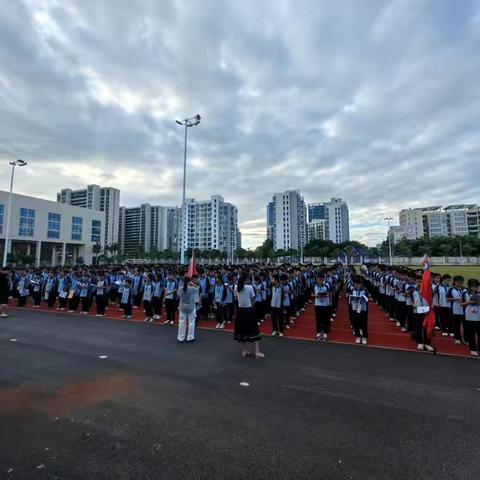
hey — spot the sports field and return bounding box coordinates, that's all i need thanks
[405,265,480,281]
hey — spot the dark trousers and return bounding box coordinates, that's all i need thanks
[47,292,56,308]
[225,303,234,323]
[121,302,132,316]
[215,302,225,324]
[81,296,90,313]
[388,296,395,318]
[452,314,464,341]
[353,311,368,338]
[18,295,27,307]
[133,293,142,307]
[96,294,106,315]
[200,297,210,319]
[284,304,295,325]
[396,301,406,327]
[143,300,154,318]
[152,296,163,317]
[464,320,480,352]
[271,307,284,333]
[315,306,331,333]
[58,296,67,309]
[434,306,440,327]
[165,298,176,322]
[439,307,452,333]
[406,305,414,332]
[109,289,118,304]
[32,291,42,306]
[254,301,264,322]
[413,313,430,345]
[69,295,80,311]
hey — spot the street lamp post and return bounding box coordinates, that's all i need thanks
[176,114,201,265]
[384,217,394,266]
[459,238,463,264]
[2,159,28,268]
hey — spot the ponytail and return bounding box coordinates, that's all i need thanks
[183,276,190,293]
[237,274,246,293]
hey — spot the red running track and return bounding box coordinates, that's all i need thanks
[5,295,473,358]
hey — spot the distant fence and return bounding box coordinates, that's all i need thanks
[126,256,480,266]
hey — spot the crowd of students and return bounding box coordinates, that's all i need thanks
[1,262,478,357]
[361,264,480,356]
[0,263,345,357]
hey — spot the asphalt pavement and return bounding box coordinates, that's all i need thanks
[1,309,479,480]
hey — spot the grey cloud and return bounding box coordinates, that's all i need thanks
[0,0,479,247]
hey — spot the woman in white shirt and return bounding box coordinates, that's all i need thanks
[234,274,265,359]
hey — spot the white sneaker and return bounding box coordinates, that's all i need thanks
[389,318,395,322]
[169,320,175,325]
[279,332,284,337]
[0,313,8,318]
[361,338,367,345]
[323,333,328,341]
[332,313,336,318]
[271,331,277,336]
[355,337,361,344]
[470,351,479,357]
[401,327,407,332]
[417,343,424,351]
[424,345,435,352]
[315,333,322,340]
[215,323,220,329]
[219,323,225,329]
[395,322,400,327]
[285,325,291,329]
[442,332,448,337]
[163,319,170,324]
[449,333,454,337]
[454,340,461,345]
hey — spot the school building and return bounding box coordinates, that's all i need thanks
[0,190,105,266]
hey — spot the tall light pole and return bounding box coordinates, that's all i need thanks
[384,217,394,266]
[459,238,463,264]
[176,114,201,265]
[2,159,28,267]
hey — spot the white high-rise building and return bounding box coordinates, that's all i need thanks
[118,204,168,256]
[307,219,328,242]
[324,198,350,244]
[399,204,479,239]
[268,190,306,251]
[181,195,240,256]
[57,184,120,247]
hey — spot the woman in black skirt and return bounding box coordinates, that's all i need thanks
[234,274,265,359]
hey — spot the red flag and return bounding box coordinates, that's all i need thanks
[187,249,197,277]
[420,255,436,338]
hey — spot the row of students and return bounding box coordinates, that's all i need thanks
[362,264,480,356]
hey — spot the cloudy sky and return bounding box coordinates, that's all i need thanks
[1,0,479,248]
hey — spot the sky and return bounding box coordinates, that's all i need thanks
[1,0,479,249]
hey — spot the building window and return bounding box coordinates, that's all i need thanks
[72,216,83,240]
[91,220,101,243]
[47,213,61,239]
[0,204,3,234]
[19,208,35,237]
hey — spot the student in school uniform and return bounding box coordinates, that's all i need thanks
[281,274,295,329]
[223,275,235,325]
[214,274,226,329]
[30,271,43,308]
[68,271,81,312]
[462,279,480,356]
[178,276,198,343]
[437,274,453,337]
[431,273,441,331]
[142,275,154,323]
[234,274,264,359]
[16,269,30,307]
[120,279,133,319]
[270,274,284,337]
[350,276,370,345]
[252,275,264,326]
[44,270,58,308]
[198,272,210,322]
[314,273,332,341]
[152,273,164,321]
[78,273,91,314]
[95,271,108,317]
[447,276,466,345]
[404,272,416,337]
[56,270,70,311]
[411,275,435,352]
[163,272,178,325]
[132,269,143,309]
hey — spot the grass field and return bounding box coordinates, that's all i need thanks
[405,265,480,281]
